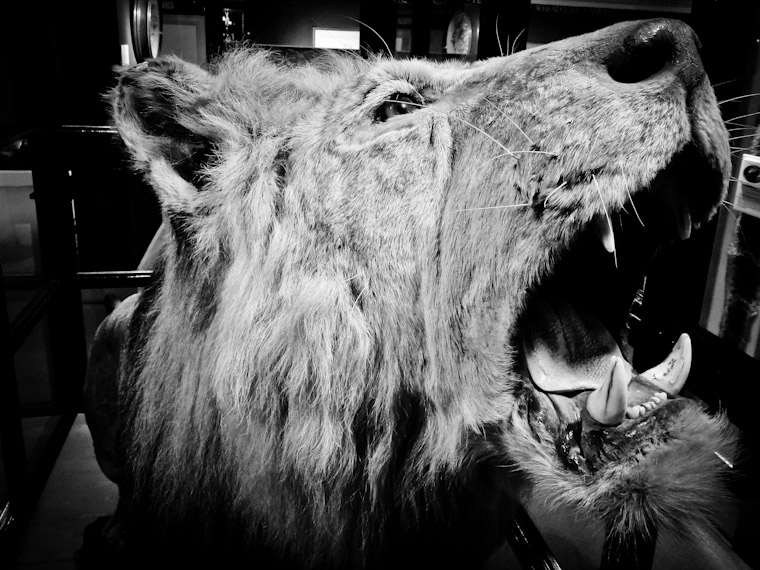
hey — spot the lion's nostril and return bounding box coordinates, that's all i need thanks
[607,19,703,89]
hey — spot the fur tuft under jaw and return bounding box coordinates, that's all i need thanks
[507,402,739,545]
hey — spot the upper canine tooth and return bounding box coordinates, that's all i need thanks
[639,333,692,396]
[660,180,692,240]
[586,356,628,425]
[595,214,616,254]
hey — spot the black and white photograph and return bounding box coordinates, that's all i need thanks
[1,1,758,569]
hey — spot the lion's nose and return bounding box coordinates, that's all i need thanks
[607,19,704,91]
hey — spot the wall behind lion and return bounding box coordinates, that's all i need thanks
[0,1,121,130]
[246,0,359,48]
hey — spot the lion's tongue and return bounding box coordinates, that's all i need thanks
[521,294,628,393]
[522,294,693,426]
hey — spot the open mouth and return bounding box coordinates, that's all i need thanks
[514,142,725,476]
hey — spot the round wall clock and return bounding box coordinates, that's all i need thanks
[131,0,162,62]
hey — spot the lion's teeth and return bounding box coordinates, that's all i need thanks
[678,209,692,240]
[659,179,692,239]
[639,333,691,396]
[671,190,692,240]
[586,356,628,425]
[625,404,648,419]
[595,214,616,255]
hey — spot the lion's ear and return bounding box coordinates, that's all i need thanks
[110,57,215,213]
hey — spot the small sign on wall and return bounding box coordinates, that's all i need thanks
[313,28,360,50]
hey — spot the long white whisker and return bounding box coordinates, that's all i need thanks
[457,203,531,212]
[724,119,759,128]
[511,28,526,56]
[345,16,392,57]
[449,116,516,158]
[625,184,645,228]
[353,282,369,308]
[543,181,567,207]
[728,133,760,142]
[495,12,504,56]
[721,202,742,235]
[383,99,519,158]
[719,92,760,106]
[486,149,558,163]
[724,110,760,123]
[485,98,535,146]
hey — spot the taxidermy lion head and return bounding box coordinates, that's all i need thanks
[84,17,737,569]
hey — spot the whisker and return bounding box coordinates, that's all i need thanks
[719,92,760,106]
[719,202,748,247]
[486,149,557,164]
[724,118,758,127]
[724,204,753,250]
[383,99,559,163]
[516,101,540,119]
[345,16,392,58]
[511,28,526,56]
[724,110,760,124]
[727,125,757,132]
[456,203,532,212]
[593,174,617,268]
[728,133,760,142]
[384,99,519,158]
[625,184,645,228]
[495,12,504,56]
[485,98,535,146]
[543,181,567,207]
[343,274,361,282]
[721,201,740,222]
[447,116,517,158]
[353,281,369,308]
[711,79,737,89]
[714,450,734,469]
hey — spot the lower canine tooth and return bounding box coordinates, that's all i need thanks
[639,333,691,396]
[586,356,628,425]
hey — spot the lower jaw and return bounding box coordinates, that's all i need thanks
[510,392,738,539]
[559,397,690,476]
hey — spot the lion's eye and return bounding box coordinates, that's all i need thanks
[375,94,421,122]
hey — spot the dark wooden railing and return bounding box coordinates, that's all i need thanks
[0,126,159,565]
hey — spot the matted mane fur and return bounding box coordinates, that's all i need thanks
[85,18,740,569]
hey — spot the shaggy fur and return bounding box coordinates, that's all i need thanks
[84,18,737,569]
